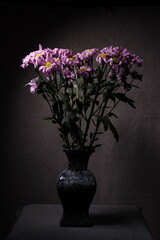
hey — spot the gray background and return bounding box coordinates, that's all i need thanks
[1,2,160,240]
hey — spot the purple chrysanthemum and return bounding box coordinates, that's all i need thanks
[62,68,75,80]
[78,66,92,78]
[81,48,99,59]
[28,77,40,93]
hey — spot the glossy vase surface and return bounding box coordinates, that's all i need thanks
[57,149,97,227]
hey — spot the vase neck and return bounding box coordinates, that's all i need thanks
[63,149,94,171]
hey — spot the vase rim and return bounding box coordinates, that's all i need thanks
[63,147,95,153]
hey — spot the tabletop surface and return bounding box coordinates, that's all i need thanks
[5,204,153,240]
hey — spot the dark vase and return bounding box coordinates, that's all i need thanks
[57,148,97,227]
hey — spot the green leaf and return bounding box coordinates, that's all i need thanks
[98,116,119,141]
[114,93,127,102]
[109,95,116,102]
[95,100,99,106]
[114,93,136,108]
[70,122,82,144]
[52,119,58,124]
[97,66,104,80]
[98,116,109,131]
[56,71,61,83]
[90,132,93,140]
[83,97,92,112]
[61,115,70,125]
[43,117,57,124]
[108,112,118,118]
[107,119,119,142]
[52,102,58,113]
[76,99,83,113]
[130,84,140,89]
[93,144,102,148]
[42,93,48,101]
[127,100,136,108]
[61,112,79,125]
[23,83,29,88]
[43,117,53,120]
[37,88,44,94]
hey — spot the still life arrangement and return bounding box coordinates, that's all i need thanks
[21,45,143,227]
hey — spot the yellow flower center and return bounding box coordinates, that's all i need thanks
[85,50,93,53]
[69,57,75,61]
[99,53,108,58]
[45,62,52,68]
[83,50,93,56]
[80,67,87,71]
[36,53,42,58]
[112,57,119,63]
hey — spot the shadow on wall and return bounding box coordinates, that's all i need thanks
[105,115,160,239]
[129,118,160,240]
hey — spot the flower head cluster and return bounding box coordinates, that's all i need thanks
[96,46,143,85]
[21,45,142,93]
[21,45,143,149]
[96,46,142,66]
[22,45,100,90]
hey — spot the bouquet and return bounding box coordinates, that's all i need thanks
[21,45,143,150]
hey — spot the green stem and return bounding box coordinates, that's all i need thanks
[82,89,100,148]
[89,97,108,148]
[82,65,111,148]
[43,92,54,116]
[89,83,119,148]
[89,77,136,148]
[83,110,93,147]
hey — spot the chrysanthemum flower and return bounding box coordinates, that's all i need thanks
[39,61,55,74]
[28,77,40,93]
[96,46,143,68]
[62,55,81,68]
[57,48,73,58]
[81,48,98,59]
[78,66,92,78]
[62,68,75,80]
[21,44,55,68]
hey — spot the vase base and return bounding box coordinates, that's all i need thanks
[59,212,93,227]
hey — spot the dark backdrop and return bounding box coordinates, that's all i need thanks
[1,2,160,240]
